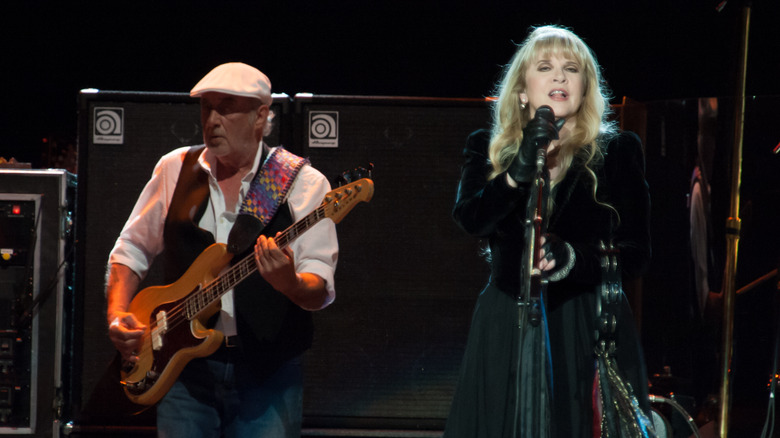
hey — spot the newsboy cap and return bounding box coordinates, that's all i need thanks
[190,62,272,105]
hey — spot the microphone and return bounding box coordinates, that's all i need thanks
[530,105,562,170]
[534,105,556,122]
[533,106,556,145]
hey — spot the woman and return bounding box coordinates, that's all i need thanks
[445,25,654,437]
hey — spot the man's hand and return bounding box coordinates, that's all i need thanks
[254,233,301,294]
[106,263,146,362]
[108,312,146,363]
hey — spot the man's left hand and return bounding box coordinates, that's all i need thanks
[254,233,301,294]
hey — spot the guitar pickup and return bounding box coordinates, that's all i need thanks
[151,310,168,350]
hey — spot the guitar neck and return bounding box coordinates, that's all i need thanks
[185,204,327,319]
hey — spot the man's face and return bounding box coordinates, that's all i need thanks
[199,92,266,158]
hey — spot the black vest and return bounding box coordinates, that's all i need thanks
[163,146,314,377]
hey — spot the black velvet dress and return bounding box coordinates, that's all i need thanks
[444,129,653,438]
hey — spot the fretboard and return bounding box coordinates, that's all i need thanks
[184,204,327,319]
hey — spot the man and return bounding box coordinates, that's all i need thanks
[105,62,338,437]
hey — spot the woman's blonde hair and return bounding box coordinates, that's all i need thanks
[488,25,617,191]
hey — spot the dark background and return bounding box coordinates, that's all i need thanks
[3,0,780,435]
[2,0,780,164]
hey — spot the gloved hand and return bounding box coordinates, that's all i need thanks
[539,233,575,282]
[507,106,566,183]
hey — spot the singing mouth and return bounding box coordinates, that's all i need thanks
[550,90,568,99]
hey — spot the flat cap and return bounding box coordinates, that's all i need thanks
[190,62,272,105]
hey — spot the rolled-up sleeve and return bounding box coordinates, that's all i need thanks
[286,165,339,308]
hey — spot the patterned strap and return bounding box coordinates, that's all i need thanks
[239,147,310,226]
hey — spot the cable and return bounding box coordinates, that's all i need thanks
[648,394,701,438]
[759,267,779,438]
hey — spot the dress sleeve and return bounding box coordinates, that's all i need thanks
[605,131,652,278]
[452,129,529,237]
[562,132,651,285]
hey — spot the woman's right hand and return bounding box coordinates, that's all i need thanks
[508,106,565,183]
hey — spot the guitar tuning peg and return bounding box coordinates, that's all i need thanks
[336,163,375,186]
[334,174,349,187]
[354,163,374,180]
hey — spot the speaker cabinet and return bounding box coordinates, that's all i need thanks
[295,95,492,431]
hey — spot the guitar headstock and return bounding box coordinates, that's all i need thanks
[321,178,374,224]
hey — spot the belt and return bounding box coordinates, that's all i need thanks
[224,335,241,348]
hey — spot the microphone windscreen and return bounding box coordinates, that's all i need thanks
[535,105,555,122]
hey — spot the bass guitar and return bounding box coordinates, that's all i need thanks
[119,178,374,405]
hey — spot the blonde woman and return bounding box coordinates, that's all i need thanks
[446,25,653,437]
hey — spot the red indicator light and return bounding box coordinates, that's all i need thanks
[12,205,21,215]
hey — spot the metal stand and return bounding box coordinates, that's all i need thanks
[521,146,550,327]
[717,3,751,437]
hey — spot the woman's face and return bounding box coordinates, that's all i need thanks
[520,53,585,123]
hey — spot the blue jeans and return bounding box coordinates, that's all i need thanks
[156,347,303,438]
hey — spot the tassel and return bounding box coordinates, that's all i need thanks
[596,345,656,438]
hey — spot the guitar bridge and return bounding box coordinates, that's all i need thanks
[120,370,160,395]
[120,378,146,393]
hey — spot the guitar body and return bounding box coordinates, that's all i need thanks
[121,243,234,405]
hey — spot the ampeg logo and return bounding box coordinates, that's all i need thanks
[309,111,339,148]
[93,107,124,144]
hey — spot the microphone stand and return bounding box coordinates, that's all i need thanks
[512,141,552,438]
[718,3,751,436]
[521,145,550,327]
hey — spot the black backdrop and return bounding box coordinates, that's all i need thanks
[70,91,780,436]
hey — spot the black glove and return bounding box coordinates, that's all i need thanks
[541,233,575,282]
[507,106,566,183]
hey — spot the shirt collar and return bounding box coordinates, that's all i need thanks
[198,141,268,181]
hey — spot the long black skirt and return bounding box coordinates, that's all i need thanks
[444,283,651,438]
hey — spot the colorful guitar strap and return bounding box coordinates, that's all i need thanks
[226,146,310,255]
